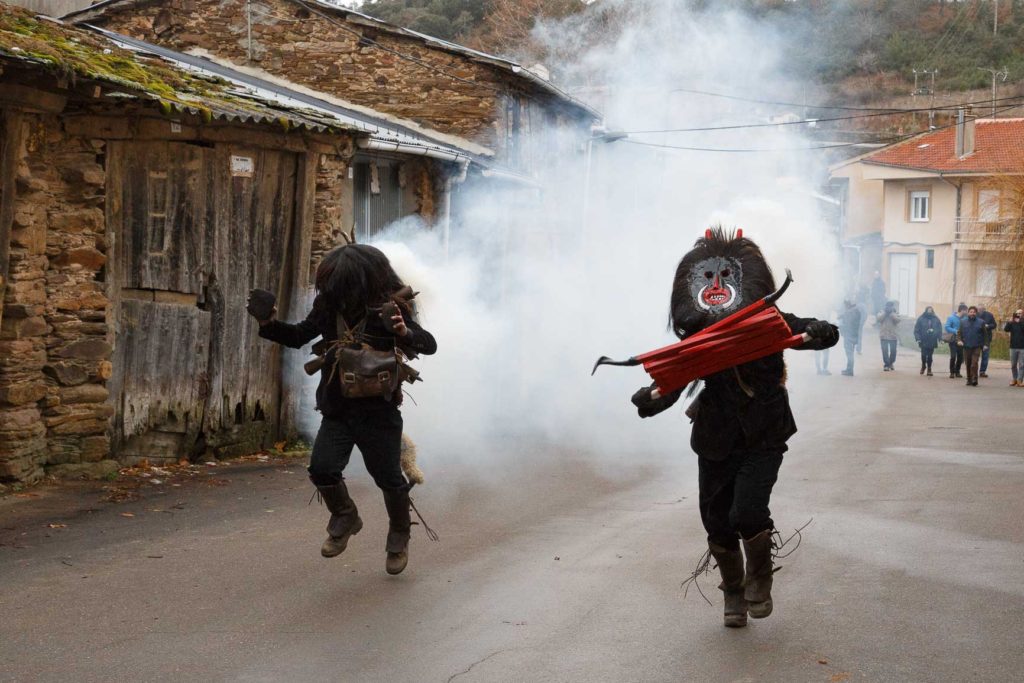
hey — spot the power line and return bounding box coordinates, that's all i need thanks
[921,0,973,68]
[667,87,912,112]
[620,101,1024,153]
[621,94,1024,134]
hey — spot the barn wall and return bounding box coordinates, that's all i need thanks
[86,0,592,167]
[0,111,114,482]
[0,99,366,483]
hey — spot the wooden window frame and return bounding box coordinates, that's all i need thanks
[908,187,930,223]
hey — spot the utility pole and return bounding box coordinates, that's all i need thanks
[978,66,1009,116]
[913,69,938,128]
[994,0,999,36]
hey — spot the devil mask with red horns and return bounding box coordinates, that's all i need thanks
[670,226,777,339]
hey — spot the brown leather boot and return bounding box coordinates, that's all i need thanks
[315,479,363,558]
[382,487,411,575]
[709,543,747,628]
[742,530,774,618]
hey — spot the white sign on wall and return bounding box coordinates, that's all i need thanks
[231,155,254,178]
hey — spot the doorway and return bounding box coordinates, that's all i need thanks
[889,252,918,316]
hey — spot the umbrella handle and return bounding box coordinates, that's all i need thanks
[591,355,641,375]
[764,269,794,306]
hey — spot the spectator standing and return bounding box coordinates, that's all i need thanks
[838,299,862,376]
[957,306,991,386]
[1004,309,1024,386]
[855,285,870,355]
[878,300,900,371]
[870,271,887,317]
[914,306,942,377]
[945,304,967,378]
[977,305,997,377]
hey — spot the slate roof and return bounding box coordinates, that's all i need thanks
[62,0,600,119]
[0,5,353,133]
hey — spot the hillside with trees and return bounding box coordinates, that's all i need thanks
[356,0,1024,103]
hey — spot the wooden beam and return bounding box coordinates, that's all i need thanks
[0,84,66,114]
[0,110,25,329]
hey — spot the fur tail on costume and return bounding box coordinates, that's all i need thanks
[400,434,424,485]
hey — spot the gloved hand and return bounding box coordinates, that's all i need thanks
[806,320,836,340]
[246,288,277,323]
[631,384,681,418]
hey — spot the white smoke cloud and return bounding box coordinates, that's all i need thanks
[292,0,845,472]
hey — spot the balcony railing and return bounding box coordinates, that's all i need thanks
[954,218,1024,247]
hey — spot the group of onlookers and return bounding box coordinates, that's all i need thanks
[815,272,1024,388]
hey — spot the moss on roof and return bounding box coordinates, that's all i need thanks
[0,4,342,131]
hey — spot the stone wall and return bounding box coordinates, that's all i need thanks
[88,0,580,161]
[0,111,115,483]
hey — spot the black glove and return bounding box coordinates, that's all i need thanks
[247,288,276,322]
[631,384,682,419]
[806,320,837,341]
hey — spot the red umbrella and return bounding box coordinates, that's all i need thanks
[592,270,810,396]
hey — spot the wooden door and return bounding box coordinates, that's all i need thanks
[202,147,300,455]
[108,141,215,460]
[108,141,301,462]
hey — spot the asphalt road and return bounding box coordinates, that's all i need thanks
[2,349,1023,683]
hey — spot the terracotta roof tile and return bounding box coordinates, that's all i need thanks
[864,118,1024,174]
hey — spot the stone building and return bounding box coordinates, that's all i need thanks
[64,0,599,174]
[0,6,478,483]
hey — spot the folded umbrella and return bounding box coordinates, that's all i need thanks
[592,270,810,396]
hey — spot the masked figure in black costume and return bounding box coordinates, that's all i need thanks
[248,243,436,575]
[631,228,838,627]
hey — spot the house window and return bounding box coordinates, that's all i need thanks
[977,188,1001,223]
[926,249,934,268]
[147,171,169,254]
[909,190,930,222]
[976,266,997,297]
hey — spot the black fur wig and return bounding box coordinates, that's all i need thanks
[669,226,776,339]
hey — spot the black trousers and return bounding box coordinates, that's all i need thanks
[308,407,407,490]
[920,346,935,369]
[698,449,784,550]
[948,341,963,374]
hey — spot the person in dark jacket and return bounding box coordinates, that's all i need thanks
[957,306,991,386]
[1004,309,1024,386]
[945,304,966,378]
[870,271,887,317]
[838,299,861,376]
[630,228,838,629]
[914,306,942,377]
[249,243,436,574]
[977,305,997,377]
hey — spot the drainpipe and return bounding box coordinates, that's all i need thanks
[442,159,469,262]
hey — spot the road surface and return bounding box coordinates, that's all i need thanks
[2,349,1023,682]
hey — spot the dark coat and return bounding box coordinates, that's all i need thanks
[839,306,862,343]
[259,294,436,417]
[1004,320,1024,349]
[958,316,991,349]
[660,313,838,461]
[914,312,942,350]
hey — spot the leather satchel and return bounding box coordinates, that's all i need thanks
[323,314,416,400]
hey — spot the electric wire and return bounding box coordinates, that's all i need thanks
[666,87,915,112]
[621,94,1024,134]
[921,0,974,68]
[621,101,1024,153]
